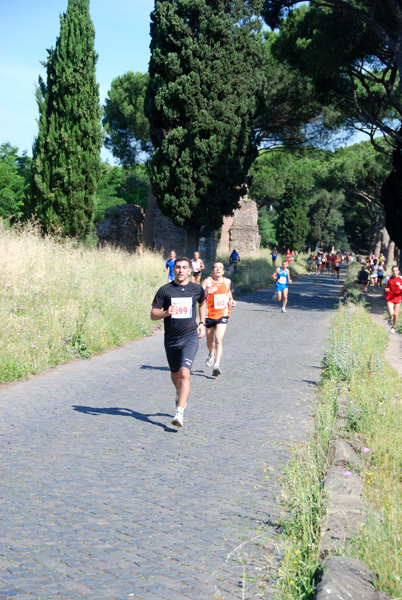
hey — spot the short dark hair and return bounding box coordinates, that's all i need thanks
[175,256,191,267]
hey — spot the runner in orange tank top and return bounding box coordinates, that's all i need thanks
[202,261,235,378]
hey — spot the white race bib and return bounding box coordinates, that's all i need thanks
[278,276,286,284]
[171,297,192,319]
[213,293,227,309]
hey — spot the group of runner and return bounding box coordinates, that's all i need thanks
[355,254,401,334]
[154,252,235,427]
[306,251,344,282]
[155,247,400,428]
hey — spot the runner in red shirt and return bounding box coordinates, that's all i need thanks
[383,265,402,334]
[333,254,342,284]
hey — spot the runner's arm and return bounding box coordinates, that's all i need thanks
[151,306,177,320]
[197,301,206,338]
[272,268,279,281]
[228,282,236,307]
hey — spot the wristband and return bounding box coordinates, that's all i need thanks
[199,322,205,326]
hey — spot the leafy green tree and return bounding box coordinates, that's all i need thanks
[251,150,316,250]
[117,164,149,209]
[258,205,278,247]
[276,194,310,250]
[262,2,402,152]
[31,0,102,236]
[250,142,391,252]
[93,162,150,223]
[93,163,123,223]
[103,72,152,166]
[307,189,345,250]
[145,0,266,235]
[328,141,392,252]
[255,30,347,151]
[0,143,31,220]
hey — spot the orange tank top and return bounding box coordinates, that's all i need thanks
[205,277,231,320]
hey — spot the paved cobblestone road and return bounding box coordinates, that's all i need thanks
[0,274,341,600]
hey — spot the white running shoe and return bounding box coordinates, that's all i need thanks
[272,292,277,302]
[281,307,287,313]
[212,366,221,378]
[171,409,184,427]
[205,353,215,367]
[391,328,396,334]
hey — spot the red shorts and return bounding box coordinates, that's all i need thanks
[386,294,402,304]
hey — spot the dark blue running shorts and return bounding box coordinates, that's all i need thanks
[164,330,199,373]
[205,316,229,328]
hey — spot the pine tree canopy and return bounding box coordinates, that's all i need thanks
[31,0,102,236]
[145,0,266,233]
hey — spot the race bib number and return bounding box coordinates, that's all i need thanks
[214,293,227,309]
[278,276,287,284]
[171,297,192,319]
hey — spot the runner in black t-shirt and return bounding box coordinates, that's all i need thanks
[151,257,206,428]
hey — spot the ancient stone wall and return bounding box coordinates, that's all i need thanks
[150,201,187,255]
[96,193,260,260]
[229,197,260,254]
[217,196,260,256]
[96,204,144,251]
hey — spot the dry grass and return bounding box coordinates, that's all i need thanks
[0,221,166,383]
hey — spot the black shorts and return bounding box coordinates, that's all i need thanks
[192,271,201,277]
[334,266,340,272]
[164,330,199,373]
[205,316,229,328]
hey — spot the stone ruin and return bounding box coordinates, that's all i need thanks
[96,187,260,260]
[96,204,144,251]
[218,195,261,256]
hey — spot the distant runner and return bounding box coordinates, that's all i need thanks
[151,257,206,427]
[333,254,341,284]
[383,265,402,334]
[164,250,176,282]
[229,249,240,274]
[202,262,235,378]
[191,251,205,285]
[271,247,278,268]
[272,260,292,313]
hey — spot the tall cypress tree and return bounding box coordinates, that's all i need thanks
[31,0,102,236]
[145,0,266,235]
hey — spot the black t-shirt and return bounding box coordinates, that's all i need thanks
[152,281,205,337]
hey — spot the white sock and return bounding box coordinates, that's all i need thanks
[177,406,184,415]
[213,363,219,370]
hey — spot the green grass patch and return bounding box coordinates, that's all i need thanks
[276,299,402,599]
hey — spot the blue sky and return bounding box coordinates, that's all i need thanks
[0,0,155,160]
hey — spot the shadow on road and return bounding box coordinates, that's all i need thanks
[141,365,213,379]
[72,405,178,433]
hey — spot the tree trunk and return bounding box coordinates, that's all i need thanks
[142,184,156,246]
[388,241,395,265]
[381,225,390,256]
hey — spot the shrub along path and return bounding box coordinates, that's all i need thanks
[0,273,341,600]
